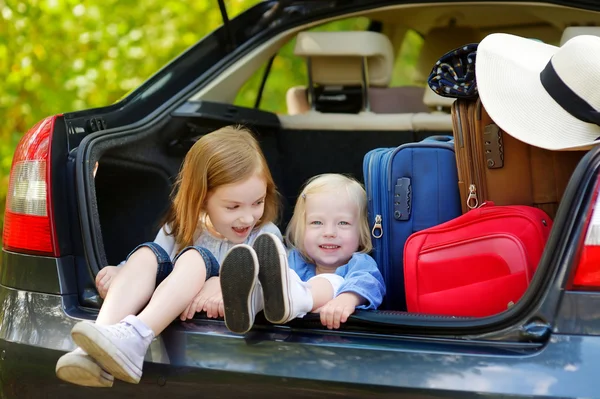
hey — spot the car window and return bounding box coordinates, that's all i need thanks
[390,29,424,87]
[233,17,371,115]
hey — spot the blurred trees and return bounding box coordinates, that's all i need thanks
[0,0,260,228]
[0,0,421,230]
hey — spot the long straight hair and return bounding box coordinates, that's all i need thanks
[162,125,279,248]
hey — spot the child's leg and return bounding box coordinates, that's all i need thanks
[71,246,217,384]
[220,244,263,334]
[95,245,163,325]
[253,233,296,323]
[55,347,114,388]
[136,247,216,335]
[254,233,345,324]
[57,242,167,387]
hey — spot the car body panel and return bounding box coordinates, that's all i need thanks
[554,291,600,336]
[0,283,595,398]
[0,250,77,295]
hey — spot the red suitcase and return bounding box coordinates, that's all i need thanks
[403,203,552,317]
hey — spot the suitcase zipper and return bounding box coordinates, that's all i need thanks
[471,99,488,204]
[367,153,383,239]
[467,184,478,209]
[366,149,388,284]
[454,100,480,212]
[372,214,383,238]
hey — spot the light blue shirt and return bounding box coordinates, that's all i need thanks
[288,250,386,310]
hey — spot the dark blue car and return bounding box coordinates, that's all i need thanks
[2,0,600,397]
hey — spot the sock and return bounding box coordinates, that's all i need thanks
[253,280,265,313]
[288,269,314,319]
[308,273,345,297]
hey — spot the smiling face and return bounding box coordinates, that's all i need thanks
[204,173,267,244]
[302,190,361,271]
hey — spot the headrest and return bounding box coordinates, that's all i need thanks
[294,31,394,87]
[560,26,600,45]
[422,86,456,110]
[414,26,481,84]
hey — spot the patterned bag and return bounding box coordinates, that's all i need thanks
[427,43,479,99]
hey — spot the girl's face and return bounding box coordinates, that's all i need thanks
[204,173,267,244]
[302,190,360,271]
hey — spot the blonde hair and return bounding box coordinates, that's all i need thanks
[163,125,279,248]
[285,173,372,263]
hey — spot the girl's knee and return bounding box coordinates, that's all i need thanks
[126,247,161,272]
[130,246,158,262]
[174,249,212,282]
[174,249,207,268]
[174,247,218,280]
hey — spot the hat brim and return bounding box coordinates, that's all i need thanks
[475,33,600,151]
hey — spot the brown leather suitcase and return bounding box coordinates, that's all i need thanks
[451,98,584,219]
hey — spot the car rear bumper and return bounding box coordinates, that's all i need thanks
[0,283,326,397]
[1,283,599,398]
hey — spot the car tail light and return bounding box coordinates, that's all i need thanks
[569,177,600,289]
[3,116,59,256]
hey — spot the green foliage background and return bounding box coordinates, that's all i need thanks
[0,0,421,232]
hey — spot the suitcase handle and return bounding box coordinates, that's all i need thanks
[423,135,454,143]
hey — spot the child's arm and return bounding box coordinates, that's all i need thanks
[335,253,386,309]
[180,276,223,320]
[319,254,386,329]
[319,292,364,329]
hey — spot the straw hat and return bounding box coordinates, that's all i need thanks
[475,33,600,151]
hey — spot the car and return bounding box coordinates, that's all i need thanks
[2,0,600,397]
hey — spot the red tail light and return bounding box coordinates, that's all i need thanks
[569,178,600,289]
[3,116,59,256]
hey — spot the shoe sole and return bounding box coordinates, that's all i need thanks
[56,353,114,388]
[71,322,142,384]
[220,245,259,334]
[254,233,291,324]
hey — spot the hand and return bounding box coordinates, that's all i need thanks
[180,276,224,321]
[318,292,362,329]
[95,266,121,299]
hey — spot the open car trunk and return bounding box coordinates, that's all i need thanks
[73,99,595,340]
[93,101,444,268]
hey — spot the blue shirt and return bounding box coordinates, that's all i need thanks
[288,250,386,310]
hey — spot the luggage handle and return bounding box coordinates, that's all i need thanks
[423,135,454,143]
[394,177,411,221]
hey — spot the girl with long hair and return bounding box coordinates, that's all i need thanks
[56,126,281,387]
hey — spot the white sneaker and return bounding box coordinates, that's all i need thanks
[254,233,313,324]
[55,347,114,388]
[220,244,264,334]
[71,316,154,384]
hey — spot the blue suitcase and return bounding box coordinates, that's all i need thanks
[363,136,462,310]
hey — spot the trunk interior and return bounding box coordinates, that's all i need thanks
[88,99,590,335]
[92,101,444,312]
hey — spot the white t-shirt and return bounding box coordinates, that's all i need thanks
[153,221,283,264]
